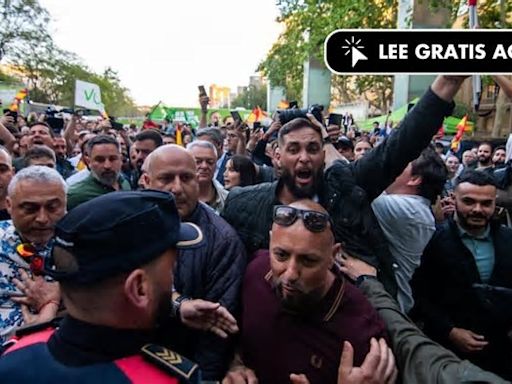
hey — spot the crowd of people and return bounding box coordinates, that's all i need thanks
[0,74,511,383]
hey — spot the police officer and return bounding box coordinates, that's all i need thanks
[0,189,204,383]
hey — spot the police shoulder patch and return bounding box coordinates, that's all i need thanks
[141,344,201,383]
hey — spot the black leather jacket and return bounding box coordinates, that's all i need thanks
[222,87,454,297]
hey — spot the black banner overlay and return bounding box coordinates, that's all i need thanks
[324,29,512,74]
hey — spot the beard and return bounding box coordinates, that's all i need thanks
[154,291,174,330]
[271,278,324,317]
[91,169,119,186]
[478,155,491,165]
[456,209,491,231]
[280,167,323,199]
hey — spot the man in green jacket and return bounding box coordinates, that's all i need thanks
[67,135,130,210]
[339,255,510,384]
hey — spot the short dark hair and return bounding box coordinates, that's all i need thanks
[135,129,163,147]
[23,145,56,167]
[434,142,445,150]
[196,128,223,148]
[29,122,54,138]
[229,155,257,187]
[278,118,321,146]
[410,147,448,203]
[493,145,506,154]
[455,169,498,188]
[478,141,493,151]
[86,135,119,155]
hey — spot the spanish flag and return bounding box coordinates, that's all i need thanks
[247,106,267,123]
[98,103,109,119]
[9,88,28,111]
[450,115,468,152]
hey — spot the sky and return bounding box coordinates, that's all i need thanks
[39,0,283,107]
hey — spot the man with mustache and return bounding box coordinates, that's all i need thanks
[223,76,467,295]
[130,129,163,189]
[0,166,65,343]
[187,141,228,214]
[143,145,246,380]
[67,135,130,210]
[223,200,394,384]
[476,142,493,171]
[411,170,512,380]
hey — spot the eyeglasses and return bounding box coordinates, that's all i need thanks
[273,205,331,233]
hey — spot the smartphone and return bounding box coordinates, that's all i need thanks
[230,110,242,123]
[328,113,343,127]
[253,121,261,131]
[198,85,207,97]
[5,110,18,120]
[289,101,298,109]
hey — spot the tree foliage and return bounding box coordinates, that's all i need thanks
[260,0,511,112]
[259,0,397,111]
[231,84,268,110]
[1,0,138,116]
[0,0,51,60]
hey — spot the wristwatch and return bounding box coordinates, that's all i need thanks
[355,274,378,287]
[171,295,191,319]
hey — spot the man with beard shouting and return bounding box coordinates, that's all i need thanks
[222,75,466,294]
[411,170,512,380]
[67,135,130,210]
[223,200,395,384]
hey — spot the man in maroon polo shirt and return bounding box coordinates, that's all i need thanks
[224,199,395,384]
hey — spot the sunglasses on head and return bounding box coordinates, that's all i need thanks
[273,205,331,233]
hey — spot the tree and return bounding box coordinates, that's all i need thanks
[259,0,397,108]
[231,84,268,110]
[8,43,138,116]
[260,0,511,113]
[0,0,51,61]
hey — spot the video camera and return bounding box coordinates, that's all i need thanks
[277,104,324,125]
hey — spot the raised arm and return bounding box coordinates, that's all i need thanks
[351,76,464,201]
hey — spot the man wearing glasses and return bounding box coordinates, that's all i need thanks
[223,200,396,384]
[223,76,467,295]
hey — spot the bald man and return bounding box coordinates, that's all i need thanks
[224,200,393,384]
[142,145,246,380]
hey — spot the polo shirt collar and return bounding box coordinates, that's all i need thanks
[456,222,491,241]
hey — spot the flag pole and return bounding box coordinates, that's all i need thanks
[469,0,481,112]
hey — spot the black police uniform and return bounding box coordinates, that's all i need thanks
[0,190,206,384]
[0,317,200,383]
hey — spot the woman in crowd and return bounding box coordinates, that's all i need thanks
[354,138,373,161]
[223,155,257,190]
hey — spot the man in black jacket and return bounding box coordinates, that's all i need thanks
[411,170,512,380]
[222,75,465,296]
[142,144,246,380]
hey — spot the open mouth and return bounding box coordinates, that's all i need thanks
[295,169,312,185]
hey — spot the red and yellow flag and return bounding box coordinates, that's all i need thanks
[450,115,468,152]
[9,88,28,111]
[247,106,267,123]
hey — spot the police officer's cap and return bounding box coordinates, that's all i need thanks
[46,189,203,284]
